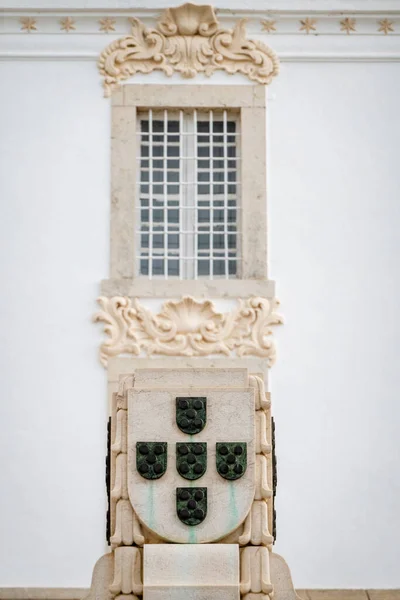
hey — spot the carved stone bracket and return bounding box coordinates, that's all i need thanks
[98,2,279,96]
[93,295,283,367]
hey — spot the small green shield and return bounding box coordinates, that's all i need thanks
[176,442,207,480]
[177,487,207,526]
[176,397,206,434]
[136,442,167,480]
[216,442,247,480]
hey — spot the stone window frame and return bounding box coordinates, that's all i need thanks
[104,84,274,299]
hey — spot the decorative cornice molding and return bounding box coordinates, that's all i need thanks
[93,295,283,368]
[98,3,279,96]
[3,7,400,62]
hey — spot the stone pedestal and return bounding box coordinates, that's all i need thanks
[83,367,300,600]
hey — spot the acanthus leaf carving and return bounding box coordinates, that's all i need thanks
[98,3,279,96]
[93,295,283,367]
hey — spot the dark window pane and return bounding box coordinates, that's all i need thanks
[228,261,237,275]
[228,209,237,223]
[198,172,210,182]
[168,121,179,133]
[197,122,209,133]
[167,146,179,157]
[198,210,210,223]
[141,209,149,222]
[141,234,149,249]
[213,171,224,182]
[213,260,225,275]
[167,171,179,182]
[198,184,210,195]
[198,160,210,169]
[152,259,164,275]
[213,234,224,249]
[198,260,210,276]
[168,260,180,276]
[141,121,149,132]
[198,146,210,157]
[213,184,224,195]
[153,209,164,222]
[168,209,179,223]
[153,120,164,132]
[153,234,164,249]
[140,259,149,275]
[213,210,224,222]
[168,234,179,249]
[198,234,210,250]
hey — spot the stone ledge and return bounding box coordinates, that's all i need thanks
[0,589,399,600]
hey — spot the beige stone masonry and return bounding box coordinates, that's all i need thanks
[99,4,279,97]
[2,589,400,600]
[94,296,283,368]
[307,593,368,600]
[106,82,274,291]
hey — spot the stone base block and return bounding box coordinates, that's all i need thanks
[270,553,302,600]
[143,544,240,600]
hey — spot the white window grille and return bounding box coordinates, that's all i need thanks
[136,109,240,279]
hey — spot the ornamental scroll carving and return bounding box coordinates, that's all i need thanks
[93,295,283,367]
[98,2,279,96]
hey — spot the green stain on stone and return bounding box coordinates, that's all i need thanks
[228,482,239,530]
[189,527,197,544]
[147,482,155,529]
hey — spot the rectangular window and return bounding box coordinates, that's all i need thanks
[136,109,240,279]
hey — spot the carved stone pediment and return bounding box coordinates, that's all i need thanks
[98,3,279,96]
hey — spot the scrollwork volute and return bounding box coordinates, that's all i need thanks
[98,2,279,96]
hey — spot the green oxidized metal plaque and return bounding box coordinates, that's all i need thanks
[176,487,207,526]
[216,442,247,481]
[176,442,207,480]
[136,441,167,480]
[176,397,206,434]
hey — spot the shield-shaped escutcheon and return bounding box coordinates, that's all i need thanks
[176,442,207,480]
[136,442,167,480]
[128,387,255,544]
[176,487,207,525]
[216,442,247,480]
[176,396,206,434]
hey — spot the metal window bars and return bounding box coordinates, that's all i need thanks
[136,109,240,280]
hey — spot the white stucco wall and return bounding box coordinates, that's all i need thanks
[0,1,400,590]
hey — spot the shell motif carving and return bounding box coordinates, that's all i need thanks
[98,3,279,96]
[93,295,283,367]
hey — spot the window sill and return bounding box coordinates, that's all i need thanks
[101,278,275,298]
